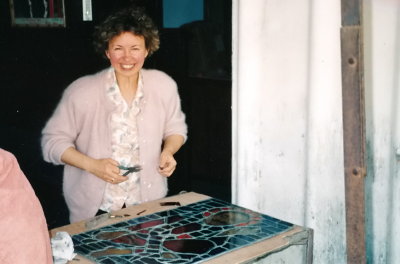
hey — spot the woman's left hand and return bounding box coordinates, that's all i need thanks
[158,150,177,177]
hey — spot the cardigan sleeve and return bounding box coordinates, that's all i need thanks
[162,77,188,142]
[41,85,79,165]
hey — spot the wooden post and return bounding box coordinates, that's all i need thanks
[340,0,366,263]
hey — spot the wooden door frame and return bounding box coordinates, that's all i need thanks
[341,0,366,263]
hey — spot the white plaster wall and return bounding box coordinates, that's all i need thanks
[232,0,346,263]
[233,0,400,263]
[364,0,400,263]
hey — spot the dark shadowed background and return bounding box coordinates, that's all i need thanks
[0,0,231,229]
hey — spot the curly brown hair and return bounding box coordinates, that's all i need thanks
[93,7,160,58]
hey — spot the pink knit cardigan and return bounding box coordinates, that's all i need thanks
[41,68,187,223]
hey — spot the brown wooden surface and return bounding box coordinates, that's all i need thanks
[50,192,312,264]
[340,0,367,261]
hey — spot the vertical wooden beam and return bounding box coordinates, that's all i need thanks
[341,0,366,263]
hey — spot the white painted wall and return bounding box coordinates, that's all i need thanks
[232,0,400,263]
[232,0,345,263]
[364,0,400,263]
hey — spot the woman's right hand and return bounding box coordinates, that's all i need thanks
[88,158,128,184]
[60,148,127,184]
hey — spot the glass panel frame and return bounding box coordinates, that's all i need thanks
[9,0,66,27]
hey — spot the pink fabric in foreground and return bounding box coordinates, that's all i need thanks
[0,149,53,264]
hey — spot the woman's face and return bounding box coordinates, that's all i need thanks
[106,32,149,79]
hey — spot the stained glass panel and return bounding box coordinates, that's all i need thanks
[72,198,294,263]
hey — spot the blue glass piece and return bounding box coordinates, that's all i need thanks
[209,236,228,245]
[113,222,130,228]
[209,246,226,256]
[98,257,116,264]
[140,257,163,263]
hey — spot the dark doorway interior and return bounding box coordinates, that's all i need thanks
[0,0,231,229]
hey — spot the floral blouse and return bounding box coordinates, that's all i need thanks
[99,68,144,212]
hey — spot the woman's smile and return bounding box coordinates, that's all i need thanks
[121,64,134,70]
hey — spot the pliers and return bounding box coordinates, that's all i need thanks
[118,165,142,176]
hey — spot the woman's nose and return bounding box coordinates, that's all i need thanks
[123,49,130,57]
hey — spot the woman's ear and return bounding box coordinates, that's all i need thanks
[105,50,110,59]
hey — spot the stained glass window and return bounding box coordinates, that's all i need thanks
[72,198,294,263]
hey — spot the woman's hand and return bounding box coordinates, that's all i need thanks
[158,135,185,177]
[88,158,128,184]
[158,150,177,177]
[60,147,127,184]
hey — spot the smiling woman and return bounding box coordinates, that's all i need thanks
[9,0,65,27]
[41,6,188,223]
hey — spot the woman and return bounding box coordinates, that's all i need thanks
[41,7,187,223]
